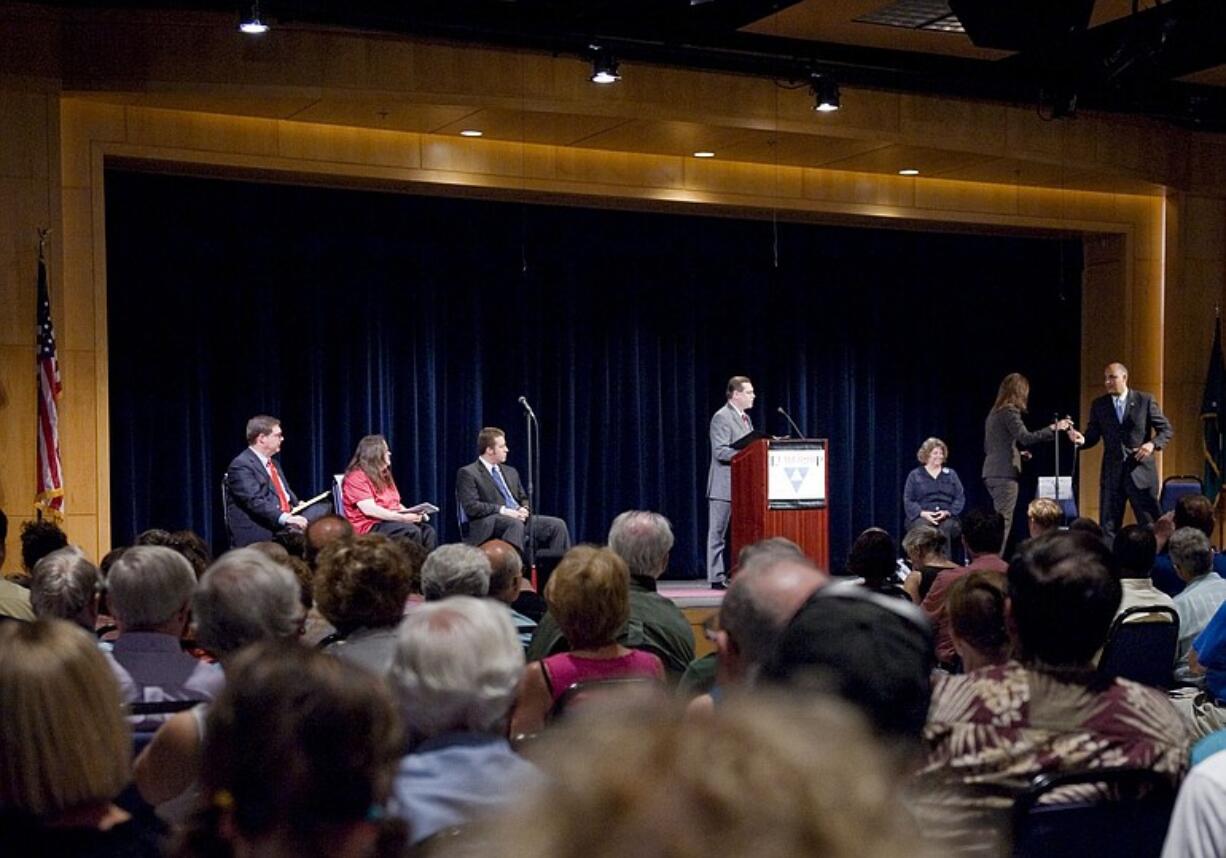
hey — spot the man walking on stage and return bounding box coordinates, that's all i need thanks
[224,415,308,547]
[706,376,756,589]
[1069,362,1173,542]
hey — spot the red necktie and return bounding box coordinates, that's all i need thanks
[741,413,750,429]
[267,460,291,513]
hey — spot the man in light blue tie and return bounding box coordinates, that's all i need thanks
[1069,362,1173,542]
[456,426,571,555]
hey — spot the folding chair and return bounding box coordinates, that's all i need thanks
[1096,606,1179,689]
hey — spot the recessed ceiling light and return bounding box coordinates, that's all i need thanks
[459,130,483,137]
[239,1,269,33]
[589,48,621,84]
[693,151,715,158]
[899,168,920,176]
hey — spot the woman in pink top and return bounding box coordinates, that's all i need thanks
[511,546,664,735]
[341,435,437,550]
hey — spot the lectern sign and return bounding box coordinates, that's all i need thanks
[767,442,826,509]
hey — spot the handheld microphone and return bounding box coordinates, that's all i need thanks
[518,396,537,419]
[777,406,804,438]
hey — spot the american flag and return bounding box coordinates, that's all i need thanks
[36,235,64,521]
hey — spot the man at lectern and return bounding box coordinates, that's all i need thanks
[706,376,756,589]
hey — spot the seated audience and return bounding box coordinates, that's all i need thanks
[171,530,213,577]
[848,527,908,599]
[1112,524,1176,620]
[481,538,538,647]
[1026,496,1063,538]
[1151,493,1226,597]
[945,570,1010,672]
[19,517,68,585]
[0,509,35,621]
[134,549,306,816]
[903,436,965,561]
[108,545,223,704]
[388,596,541,845]
[688,552,825,717]
[513,545,665,735]
[1162,749,1226,858]
[913,531,1188,856]
[920,509,1007,667]
[528,511,695,678]
[315,533,414,675]
[473,697,917,858]
[30,546,102,631]
[421,543,491,600]
[734,536,808,575]
[173,641,405,858]
[340,434,437,550]
[1173,526,1226,685]
[902,524,957,603]
[1067,516,1107,544]
[0,619,163,857]
[304,513,354,566]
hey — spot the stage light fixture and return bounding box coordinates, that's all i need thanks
[693,151,715,158]
[460,129,484,137]
[898,168,920,176]
[810,75,840,113]
[589,49,621,85]
[239,1,269,34]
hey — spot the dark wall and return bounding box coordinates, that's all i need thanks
[105,169,1082,573]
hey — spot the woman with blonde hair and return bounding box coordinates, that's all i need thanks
[0,619,163,856]
[982,373,1070,555]
[903,436,965,562]
[341,433,437,550]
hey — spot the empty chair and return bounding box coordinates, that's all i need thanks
[1096,606,1179,689]
[1160,476,1204,515]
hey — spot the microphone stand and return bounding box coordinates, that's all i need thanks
[521,399,539,578]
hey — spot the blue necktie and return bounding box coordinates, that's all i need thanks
[1115,397,1125,422]
[491,465,518,509]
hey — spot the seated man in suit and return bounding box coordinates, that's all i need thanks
[456,426,570,556]
[225,415,308,548]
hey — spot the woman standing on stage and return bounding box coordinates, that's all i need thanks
[982,373,1070,555]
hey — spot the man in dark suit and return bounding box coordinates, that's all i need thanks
[1070,362,1174,541]
[224,415,308,548]
[455,426,570,555]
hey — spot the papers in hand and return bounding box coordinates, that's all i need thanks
[291,491,331,515]
[405,502,440,515]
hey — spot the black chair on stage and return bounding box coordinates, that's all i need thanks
[1160,475,1204,514]
[221,471,235,548]
[1010,767,1177,858]
[332,474,345,515]
[1096,606,1179,690]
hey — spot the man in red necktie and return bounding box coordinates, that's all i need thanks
[224,414,310,548]
[706,376,756,589]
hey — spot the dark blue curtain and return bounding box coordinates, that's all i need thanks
[105,169,1082,573]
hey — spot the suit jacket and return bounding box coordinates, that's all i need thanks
[706,403,753,501]
[981,406,1055,480]
[1080,389,1173,490]
[456,459,528,545]
[224,448,299,547]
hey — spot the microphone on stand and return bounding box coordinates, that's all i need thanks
[777,406,804,438]
[518,396,537,420]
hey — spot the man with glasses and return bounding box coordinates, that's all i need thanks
[225,414,308,547]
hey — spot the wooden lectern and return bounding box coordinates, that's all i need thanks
[729,438,829,570]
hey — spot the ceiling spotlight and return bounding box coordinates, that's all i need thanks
[459,129,483,137]
[239,1,269,34]
[693,151,715,158]
[810,75,840,113]
[589,48,621,85]
[898,168,920,176]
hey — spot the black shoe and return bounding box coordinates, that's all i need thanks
[710,581,727,591]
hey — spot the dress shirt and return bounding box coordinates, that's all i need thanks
[111,631,225,702]
[1175,573,1226,684]
[249,446,292,526]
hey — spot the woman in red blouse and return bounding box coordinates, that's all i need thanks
[341,435,437,550]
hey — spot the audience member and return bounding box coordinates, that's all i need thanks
[527,511,696,678]
[315,533,413,675]
[173,641,405,858]
[732,536,808,577]
[481,538,538,647]
[902,524,957,603]
[304,513,354,566]
[1026,497,1063,538]
[421,543,491,600]
[30,546,101,630]
[388,596,540,845]
[945,570,1010,672]
[919,508,1007,667]
[689,552,825,716]
[473,696,920,858]
[914,531,1187,855]
[847,527,908,599]
[172,530,213,577]
[762,580,933,752]
[107,545,223,704]
[1172,527,1226,684]
[0,620,163,857]
[19,518,68,582]
[134,549,306,815]
[1152,494,1226,597]
[1112,524,1176,620]
[1068,516,1107,544]
[0,509,35,620]
[513,545,666,735]
[1172,601,1226,740]
[1161,750,1226,858]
